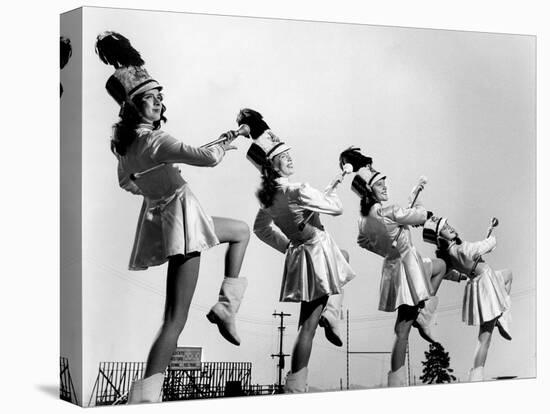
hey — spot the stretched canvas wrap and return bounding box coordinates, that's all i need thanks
[60,6,536,407]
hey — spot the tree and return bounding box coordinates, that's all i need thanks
[419,342,457,384]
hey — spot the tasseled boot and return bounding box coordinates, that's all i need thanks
[387,365,407,387]
[468,366,484,382]
[319,293,344,347]
[207,277,248,346]
[284,367,308,393]
[127,373,164,404]
[414,296,439,343]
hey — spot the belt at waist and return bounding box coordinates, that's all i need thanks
[288,229,324,248]
[144,185,187,219]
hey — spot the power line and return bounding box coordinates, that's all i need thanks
[82,254,535,327]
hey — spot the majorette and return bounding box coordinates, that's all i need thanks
[251,130,355,393]
[95,31,250,404]
[346,148,450,387]
[423,216,512,382]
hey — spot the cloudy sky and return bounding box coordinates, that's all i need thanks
[61,7,535,404]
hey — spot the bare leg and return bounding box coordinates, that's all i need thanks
[291,296,328,373]
[144,254,200,377]
[212,217,250,278]
[430,258,447,294]
[473,319,497,368]
[391,305,417,371]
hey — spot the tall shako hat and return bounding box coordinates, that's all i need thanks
[351,167,386,197]
[247,140,291,172]
[95,32,163,106]
[238,108,287,171]
[339,146,373,172]
[422,215,448,245]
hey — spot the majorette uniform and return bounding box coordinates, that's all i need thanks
[357,190,433,312]
[117,125,224,270]
[423,216,512,335]
[441,236,511,328]
[423,216,512,382]
[96,32,248,404]
[254,176,356,302]
[353,167,436,387]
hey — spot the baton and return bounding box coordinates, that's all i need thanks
[391,176,428,248]
[469,217,499,277]
[129,124,251,181]
[200,124,251,149]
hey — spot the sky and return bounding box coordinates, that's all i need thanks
[61,7,535,405]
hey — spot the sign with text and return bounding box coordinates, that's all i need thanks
[169,347,202,370]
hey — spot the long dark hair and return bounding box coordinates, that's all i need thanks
[256,164,281,208]
[359,190,379,217]
[435,236,463,269]
[111,94,167,156]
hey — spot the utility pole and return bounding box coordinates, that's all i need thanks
[346,309,350,390]
[406,342,411,386]
[271,311,291,393]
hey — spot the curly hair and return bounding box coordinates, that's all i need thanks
[256,164,281,208]
[111,94,167,156]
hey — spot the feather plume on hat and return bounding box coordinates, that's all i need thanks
[339,146,373,172]
[95,31,161,106]
[236,108,271,140]
[95,31,144,68]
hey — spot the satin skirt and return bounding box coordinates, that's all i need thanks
[462,268,511,325]
[128,185,219,270]
[280,230,356,302]
[378,247,433,312]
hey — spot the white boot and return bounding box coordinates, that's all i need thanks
[387,365,407,387]
[468,366,484,382]
[414,296,439,344]
[496,309,512,341]
[207,277,248,345]
[284,367,308,393]
[127,373,164,404]
[319,294,344,347]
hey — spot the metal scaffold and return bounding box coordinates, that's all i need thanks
[59,356,78,405]
[88,361,276,406]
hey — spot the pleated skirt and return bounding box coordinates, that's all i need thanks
[280,230,356,302]
[128,185,219,270]
[378,248,433,312]
[462,268,511,325]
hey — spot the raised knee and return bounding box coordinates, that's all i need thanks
[236,221,251,243]
[433,258,446,275]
